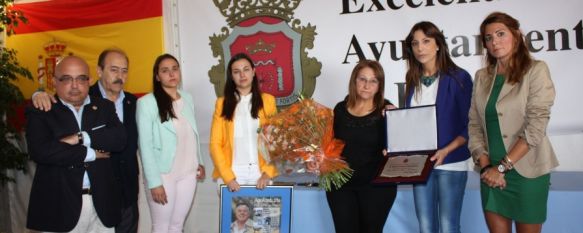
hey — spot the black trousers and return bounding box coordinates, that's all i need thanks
[326,184,397,233]
[115,201,139,233]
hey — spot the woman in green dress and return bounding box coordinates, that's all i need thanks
[468,12,559,233]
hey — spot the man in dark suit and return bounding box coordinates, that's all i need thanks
[26,56,126,232]
[32,49,140,233]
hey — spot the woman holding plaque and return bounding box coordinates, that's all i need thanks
[209,53,278,192]
[469,12,558,233]
[403,21,473,233]
[327,60,397,233]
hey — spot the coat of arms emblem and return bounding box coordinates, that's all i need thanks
[209,0,321,106]
[37,39,70,92]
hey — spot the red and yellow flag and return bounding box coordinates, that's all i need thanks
[7,0,164,97]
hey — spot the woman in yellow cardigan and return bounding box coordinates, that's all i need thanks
[210,53,278,193]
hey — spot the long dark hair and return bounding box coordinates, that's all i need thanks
[152,53,179,122]
[347,60,385,112]
[221,53,264,121]
[404,21,459,99]
[480,12,532,84]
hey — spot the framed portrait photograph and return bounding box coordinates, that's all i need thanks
[219,185,293,233]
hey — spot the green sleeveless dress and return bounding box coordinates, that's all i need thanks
[481,74,550,224]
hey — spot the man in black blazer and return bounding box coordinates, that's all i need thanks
[32,49,140,233]
[26,56,126,232]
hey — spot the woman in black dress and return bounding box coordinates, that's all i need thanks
[326,60,397,233]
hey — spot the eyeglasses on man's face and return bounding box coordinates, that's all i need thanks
[56,75,90,85]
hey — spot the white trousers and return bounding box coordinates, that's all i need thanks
[217,163,263,193]
[232,163,261,185]
[145,172,197,233]
[43,194,113,233]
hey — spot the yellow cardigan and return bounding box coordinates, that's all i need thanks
[209,93,278,183]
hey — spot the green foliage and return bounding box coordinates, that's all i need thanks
[319,167,353,192]
[0,0,28,36]
[0,0,32,184]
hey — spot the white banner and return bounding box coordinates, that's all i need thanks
[176,0,583,170]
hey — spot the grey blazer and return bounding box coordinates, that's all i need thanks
[468,60,559,178]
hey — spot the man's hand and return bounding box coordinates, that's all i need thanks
[32,91,57,112]
[60,133,79,145]
[95,150,111,159]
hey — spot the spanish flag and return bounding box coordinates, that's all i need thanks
[7,0,164,97]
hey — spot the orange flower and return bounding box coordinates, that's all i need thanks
[259,98,352,191]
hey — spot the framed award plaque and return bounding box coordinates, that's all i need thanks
[373,105,437,184]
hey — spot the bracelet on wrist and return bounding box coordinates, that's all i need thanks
[503,156,514,169]
[501,159,513,171]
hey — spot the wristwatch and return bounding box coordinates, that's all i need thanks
[77,131,84,145]
[497,163,508,173]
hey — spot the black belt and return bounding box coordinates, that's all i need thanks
[82,189,91,195]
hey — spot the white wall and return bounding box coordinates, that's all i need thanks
[165,0,583,232]
[176,0,583,169]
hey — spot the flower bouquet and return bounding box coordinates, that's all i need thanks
[258,97,352,191]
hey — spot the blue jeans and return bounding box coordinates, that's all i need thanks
[413,169,468,233]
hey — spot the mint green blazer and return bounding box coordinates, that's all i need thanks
[137,90,203,189]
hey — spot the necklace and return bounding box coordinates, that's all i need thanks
[421,72,438,87]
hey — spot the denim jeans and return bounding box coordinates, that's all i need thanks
[413,169,468,233]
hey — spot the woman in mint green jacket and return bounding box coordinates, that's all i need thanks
[137,54,205,233]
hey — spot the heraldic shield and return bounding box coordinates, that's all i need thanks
[209,0,321,107]
[223,17,301,106]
